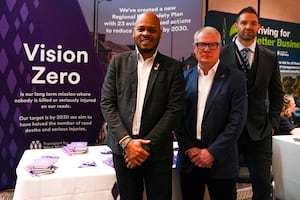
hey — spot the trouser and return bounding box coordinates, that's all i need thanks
[113,154,172,200]
[238,131,272,200]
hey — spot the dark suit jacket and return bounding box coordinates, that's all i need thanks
[175,62,247,179]
[101,51,184,161]
[220,43,283,141]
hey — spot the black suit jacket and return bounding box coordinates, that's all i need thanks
[220,43,283,141]
[176,62,248,178]
[101,51,184,161]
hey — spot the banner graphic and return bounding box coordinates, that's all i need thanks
[1,0,202,190]
[206,10,300,98]
[0,0,104,189]
[79,0,202,67]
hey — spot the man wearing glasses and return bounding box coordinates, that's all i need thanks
[175,26,248,200]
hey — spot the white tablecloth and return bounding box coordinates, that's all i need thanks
[13,146,117,200]
[13,144,185,200]
[272,135,300,200]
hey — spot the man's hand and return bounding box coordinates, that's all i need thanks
[187,147,214,168]
[124,139,151,169]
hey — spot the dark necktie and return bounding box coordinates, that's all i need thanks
[241,48,250,70]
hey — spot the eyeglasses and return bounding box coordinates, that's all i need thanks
[194,42,220,50]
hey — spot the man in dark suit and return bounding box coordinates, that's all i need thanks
[220,7,284,200]
[101,12,184,200]
[175,26,248,200]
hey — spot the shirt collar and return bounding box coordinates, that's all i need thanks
[198,59,219,76]
[235,39,256,53]
[136,47,157,62]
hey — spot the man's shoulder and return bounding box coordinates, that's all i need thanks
[221,42,234,50]
[183,66,197,78]
[157,52,181,63]
[257,44,277,57]
[220,43,235,57]
[218,62,245,82]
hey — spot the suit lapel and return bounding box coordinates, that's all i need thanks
[254,45,266,88]
[191,67,199,130]
[143,53,162,104]
[129,52,138,103]
[225,44,239,68]
[191,67,199,106]
[204,65,227,114]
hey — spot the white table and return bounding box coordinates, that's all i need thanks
[13,146,117,200]
[272,135,300,200]
[13,145,184,200]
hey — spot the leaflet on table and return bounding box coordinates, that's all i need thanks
[78,161,97,168]
[67,141,88,150]
[62,141,88,155]
[26,156,59,176]
[26,157,58,169]
[99,146,112,154]
[29,166,57,176]
[103,157,114,168]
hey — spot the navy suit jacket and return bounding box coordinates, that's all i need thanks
[175,62,247,179]
[220,43,283,141]
[101,51,184,161]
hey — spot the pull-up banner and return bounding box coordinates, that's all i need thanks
[1,0,202,190]
[79,0,202,61]
[0,0,104,189]
[205,11,300,97]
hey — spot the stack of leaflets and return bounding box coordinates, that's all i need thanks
[62,141,88,155]
[26,156,58,176]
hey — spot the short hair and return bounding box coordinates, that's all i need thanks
[236,6,258,22]
[193,26,221,44]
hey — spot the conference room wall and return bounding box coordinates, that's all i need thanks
[203,0,300,24]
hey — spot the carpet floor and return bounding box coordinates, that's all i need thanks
[1,186,252,200]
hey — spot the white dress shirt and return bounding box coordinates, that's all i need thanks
[235,39,256,67]
[132,50,156,135]
[196,60,219,139]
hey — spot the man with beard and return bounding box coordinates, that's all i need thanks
[220,7,283,200]
[101,12,184,200]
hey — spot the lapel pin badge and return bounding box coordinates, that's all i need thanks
[154,63,160,71]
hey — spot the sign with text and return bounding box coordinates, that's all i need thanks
[206,10,300,98]
[0,0,104,189]
[79,0,203,61]
[1,0,202,190]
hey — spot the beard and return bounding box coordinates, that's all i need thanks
[138,46,156,54]
[239,31,256,41]
[135,38,160,54]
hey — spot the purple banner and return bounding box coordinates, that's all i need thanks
[0,0,104,189]
[78,0,202,69]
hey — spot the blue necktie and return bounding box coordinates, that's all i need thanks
[241,48,250,70]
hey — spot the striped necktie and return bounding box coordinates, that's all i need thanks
[241,48,250,70]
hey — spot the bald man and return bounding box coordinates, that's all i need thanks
[101,12,184,200]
